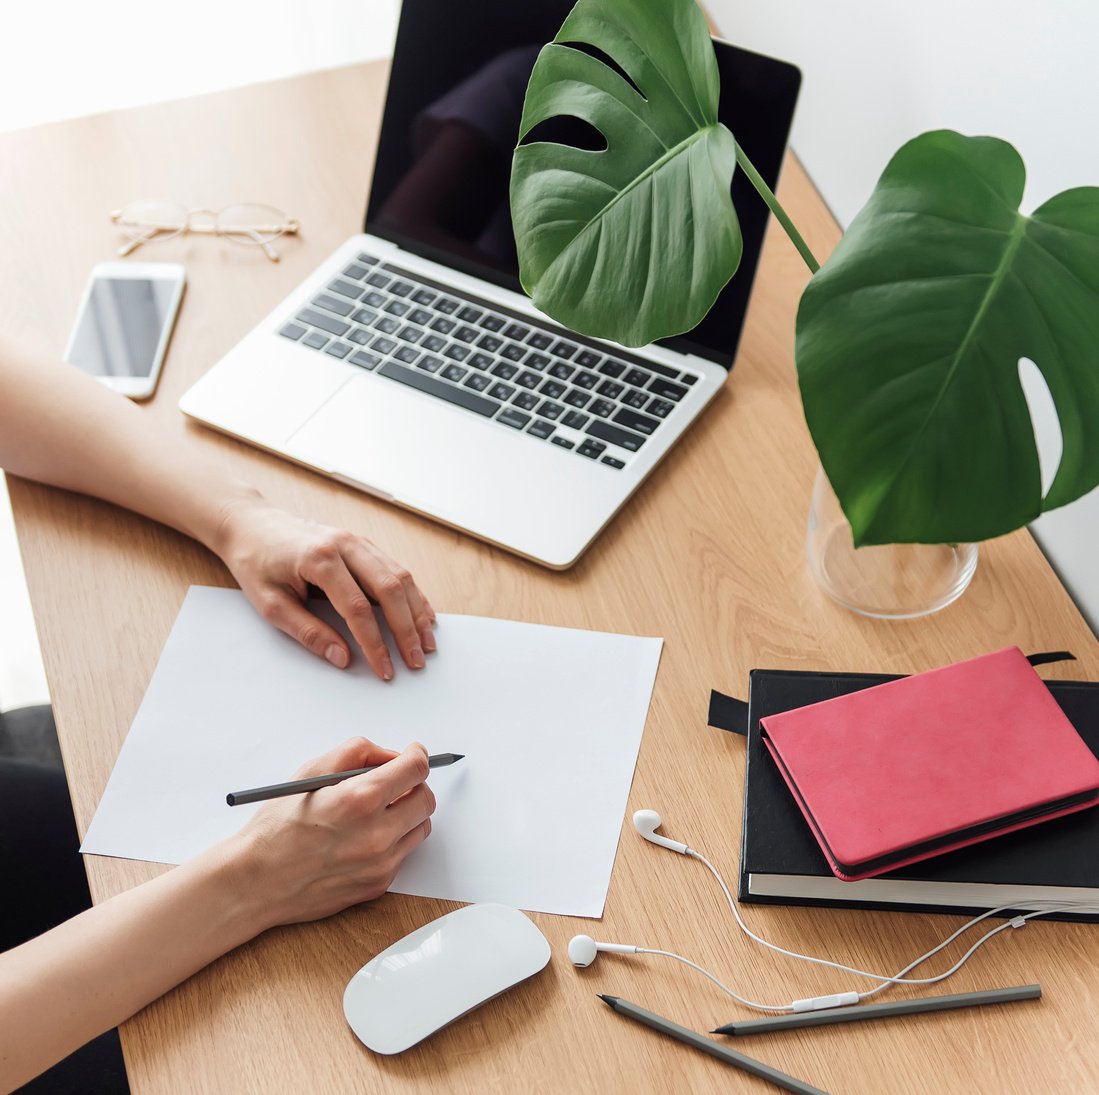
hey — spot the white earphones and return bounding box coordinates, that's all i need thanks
[631,809,691,855]
[568,807,1091,1015]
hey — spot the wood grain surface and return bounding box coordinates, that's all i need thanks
[2,61,1097,1094]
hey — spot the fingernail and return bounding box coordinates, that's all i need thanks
[422,630,437,653]
[382,656,394,681]
[411,647,426,669]
[325,644,349,669]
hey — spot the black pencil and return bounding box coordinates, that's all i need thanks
[226,753,464,806]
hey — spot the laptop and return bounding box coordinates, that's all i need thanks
[180,0,801,569]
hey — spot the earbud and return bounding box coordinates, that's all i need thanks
[567,935,640,967]
[633,809,690,855]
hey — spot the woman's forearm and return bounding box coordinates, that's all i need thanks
[0,834,266,1091]
[0,337,259,554]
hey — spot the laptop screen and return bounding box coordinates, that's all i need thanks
[365,0,801,368]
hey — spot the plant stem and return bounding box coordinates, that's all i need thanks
[735,143,820,274]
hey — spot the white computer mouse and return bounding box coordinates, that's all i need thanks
[343,902,551,1055]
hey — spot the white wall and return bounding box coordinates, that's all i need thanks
[709,0,1099,634]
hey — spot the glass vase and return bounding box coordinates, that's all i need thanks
[806,465,978,619]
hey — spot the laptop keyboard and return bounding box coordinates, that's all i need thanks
[277,252,698,469]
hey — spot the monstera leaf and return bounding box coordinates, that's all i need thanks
[510,0,741,347]
[797,130,1099,545]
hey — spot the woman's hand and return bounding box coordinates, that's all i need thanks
[213,499,436,680]
[231,737,436,929]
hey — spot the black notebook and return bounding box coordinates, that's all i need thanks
[739,668,1099,921]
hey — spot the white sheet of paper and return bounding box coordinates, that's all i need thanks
[81,586,662,917]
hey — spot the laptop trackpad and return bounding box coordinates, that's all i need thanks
[284,372,614,554]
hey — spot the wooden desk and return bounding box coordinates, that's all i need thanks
[2,62,1097,1094]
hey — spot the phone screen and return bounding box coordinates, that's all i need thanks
[67,277,179,378]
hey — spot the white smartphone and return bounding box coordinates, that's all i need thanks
[64,261,186,399]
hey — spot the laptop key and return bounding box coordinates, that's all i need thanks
[601,455,626,469]
[455,325,479,343]
[577,439,606,459]
[356,252,379,266]
[589,399,615,418]
[379,360,497,415]
[409,308,433,326]
[478,334,503,352]
[279,322,306,341]
[349,350,380,370]
[442,363,467,382]
[516,371,541,390]
[497,408,531,429]
[550,341,577,360]
[375,316,400,335]
[363,290,386,308]
[597,380,624,400]
[348,328,372,345]
[576,350,602,369]
[525,352,551,371]
[623,368,652,388]
[298,308,350,337]
[436,297,460,314]
[613,407,661,435]
[325,341,353,359]
[648,377,689,402]
[551,436,575,450]
[537,401,565,421]
[563,411,590,430]
[489,382,516,401]
[457,306,482,323]
[548,362,575,381]
[328,278,363,299]
[528,419,555,440]
[444,343,470,361]
[623,388,648,409]
[371,335,398,354]
[574,370,599,390]
[390,280,414,297]
[385,300,410,316]
[564,389,591,408]
[397,325,424,343]
[315,293,354,317]
[468,352,494,371]
[465,373,492,392]
[431,316,457,334]
[352,307,378,325]
[680,373,699,386]
[504,323,530,341]
[366,272,390,288]
[394,346,419,364]
[647,397,675,418]
[343,263,370,281]
[491,362,518,380]
[587,420,647,451]
[513,390,539,410]
[540,380,566,400]
[418,355,443,373]
[302,330,328,349]
[422,334,447,352]
[479,314,505,332]
[501,343,526,362]
[528,332,554,350]
[599,359,626,378]
[411,288,436,305]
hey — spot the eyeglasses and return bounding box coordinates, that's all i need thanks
[110,200,301,262]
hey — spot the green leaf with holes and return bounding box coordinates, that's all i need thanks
[796,130,1099,544]
[510,0,741,348]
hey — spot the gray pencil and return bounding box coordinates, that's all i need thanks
[598,995,828,1095]
[713,984,1042,1036]
[226,753,464,806]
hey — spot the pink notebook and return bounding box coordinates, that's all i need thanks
[760,647,1099,882]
